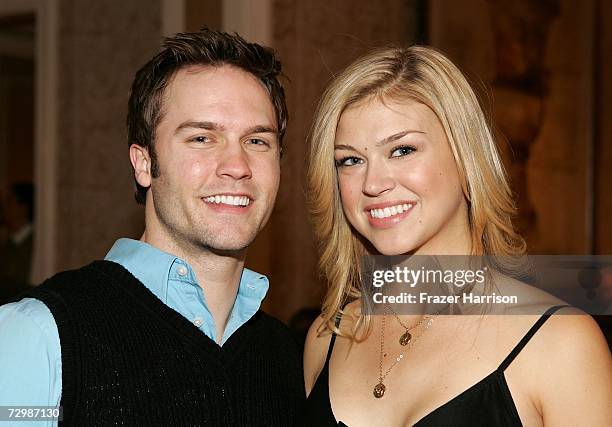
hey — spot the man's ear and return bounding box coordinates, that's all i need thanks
[129,144,152,189]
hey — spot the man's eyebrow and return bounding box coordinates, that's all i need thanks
[245,125,278,135]
[175,121,223,133]
[174,121,277,136]
[375,130,425,147]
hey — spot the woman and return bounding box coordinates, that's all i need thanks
[303,46,611,426]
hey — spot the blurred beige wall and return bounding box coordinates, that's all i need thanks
[55,0,161,271]
[429,0,612,255]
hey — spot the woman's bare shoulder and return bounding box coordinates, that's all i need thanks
[523,308,612,424]
[303,314,333,395]
[499,306,608,367]
[533,307,610,366]
[520,306,606,349]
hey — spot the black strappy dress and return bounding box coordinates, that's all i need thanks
[301,305,568,427]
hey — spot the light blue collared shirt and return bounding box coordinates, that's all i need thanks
[0,238,269,426]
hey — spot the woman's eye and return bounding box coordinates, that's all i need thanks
[390,145,416,158]
[335,156,363,167]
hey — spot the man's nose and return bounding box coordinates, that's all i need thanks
[362,161,395,196]
[216,142,253,180]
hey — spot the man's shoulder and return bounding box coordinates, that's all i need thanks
[0,263,110,334]
[34,260,127,292]
[252,310,291,331]
[0,297,55,331]
[2,261,130,313]
[247,311,304,370]
[250,311,299,343]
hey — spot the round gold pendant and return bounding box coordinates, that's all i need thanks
[373,382,386,398]
[399,331,412,346]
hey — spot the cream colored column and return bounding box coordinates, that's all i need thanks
[162,0,186,36]
[222,0,272,45]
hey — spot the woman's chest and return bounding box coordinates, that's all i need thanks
[327,320,542,426]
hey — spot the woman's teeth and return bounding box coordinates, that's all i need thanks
[369,203,413,219]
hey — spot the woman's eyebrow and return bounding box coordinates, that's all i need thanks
[334,130,425,151]
[375,130,425,147]
[334,144,356,150]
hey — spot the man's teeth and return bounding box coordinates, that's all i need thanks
[370,203,413,219]
[204,195,251,207]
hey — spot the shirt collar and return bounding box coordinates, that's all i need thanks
[105,238,175,302]
[104,238,269,312]
[224,267,269,341]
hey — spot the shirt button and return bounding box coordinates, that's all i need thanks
[193,317,204,327]
[177,265,188,276]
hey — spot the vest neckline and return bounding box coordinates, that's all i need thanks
[88,260,256,363]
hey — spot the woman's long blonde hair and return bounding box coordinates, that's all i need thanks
[307,46,526,338]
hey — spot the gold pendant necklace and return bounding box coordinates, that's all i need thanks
[399,330,412,346]
[387,304,431,346]
[373,307,439,399]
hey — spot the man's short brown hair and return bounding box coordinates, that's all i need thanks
[127,29,288,204]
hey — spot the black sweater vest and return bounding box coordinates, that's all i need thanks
[23,261,305,426]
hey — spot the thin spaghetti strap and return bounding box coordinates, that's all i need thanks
[498,304,570,372]
[324,314,343,365]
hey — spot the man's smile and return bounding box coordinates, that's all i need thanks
[202,193,252,207]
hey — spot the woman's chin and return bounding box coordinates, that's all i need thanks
[371,243,417,257]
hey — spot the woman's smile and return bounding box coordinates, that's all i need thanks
[334,98,469,256]
[364,200,416,229]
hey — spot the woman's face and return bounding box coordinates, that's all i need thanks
[334,97,470,255]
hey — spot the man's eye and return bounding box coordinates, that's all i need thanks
[191,135,210,144]
[247,138,268,146]
[390,145,416,158]
[335,156,363,167]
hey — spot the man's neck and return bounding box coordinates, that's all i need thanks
[140,230,246,344]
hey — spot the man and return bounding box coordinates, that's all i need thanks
[0,30,304,426]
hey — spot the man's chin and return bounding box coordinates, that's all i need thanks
[197,236,255,255]
[206,246,249,258]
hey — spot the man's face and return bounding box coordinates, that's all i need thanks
[136,65,281,255]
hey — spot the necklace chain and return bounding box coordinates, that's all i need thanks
[385,304,429,331]
[377,312,434,383]
[374,305,444,398]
